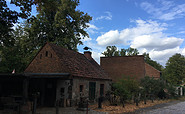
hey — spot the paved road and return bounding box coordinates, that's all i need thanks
[132,101,185,114]
[146,101,185,114]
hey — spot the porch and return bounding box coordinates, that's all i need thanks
[0,73,70,113]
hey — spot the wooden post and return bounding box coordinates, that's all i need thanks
[136,98,138,106]
[151,94,154,103]
[32,94,38,114]
[86,100,88,114]
[56,100,59,114]
[144,94,146,104]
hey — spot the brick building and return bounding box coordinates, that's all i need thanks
[100,56,161,82]
[24,42,111,106]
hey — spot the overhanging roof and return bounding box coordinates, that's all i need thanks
[0,73,70,79]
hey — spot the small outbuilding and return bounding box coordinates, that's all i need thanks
[23,42,111,106]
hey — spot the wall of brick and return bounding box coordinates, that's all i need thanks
[25,44,67,73]
[145,63,161,79]
[100,56,145,82]
[72,78,111,105]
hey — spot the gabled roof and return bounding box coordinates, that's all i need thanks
[44,43,110,80]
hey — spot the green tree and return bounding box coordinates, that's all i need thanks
[164,53,185,85]
[143,52,163,71]
[112,76,139,106]
[27,0,92,50]
[0,0,34,47]
[0,0,92,73]
[102,46,118,57]
[126,47,139,56]
[140,76,165,99]
[0,24,32,73]
[102,46,139,57]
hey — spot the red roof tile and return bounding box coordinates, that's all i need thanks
[48,43,110,80]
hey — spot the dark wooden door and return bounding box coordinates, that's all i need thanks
[44,80,56,106]
[89,82,96,100]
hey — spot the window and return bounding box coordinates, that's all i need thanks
[79,85,83,92]
[40,54,42,59]
[46,51,48,57]
[50,53,52,58]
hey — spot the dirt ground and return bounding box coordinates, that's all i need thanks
[89,99,172,114]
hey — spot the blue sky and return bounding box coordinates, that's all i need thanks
[77,0,185,66]
[7,0,185,66]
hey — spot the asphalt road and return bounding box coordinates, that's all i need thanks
[130,100,185,114]
[146,101,185,114]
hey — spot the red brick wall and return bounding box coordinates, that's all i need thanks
[145,63,160,79]
[25,44,67,73]
[100,56,145,82]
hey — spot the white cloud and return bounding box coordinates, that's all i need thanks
[182,48,185,56]
[95,12,112,20]
[96,20,168,46]
[86,23,99,34]
[92,51,102,64]
[148,47,184,66]
[131,35,183,51]
[96,19,184,66]
[96,30,120,46]
[140,0,185,21]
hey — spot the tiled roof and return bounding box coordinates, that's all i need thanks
[48,43,110,80]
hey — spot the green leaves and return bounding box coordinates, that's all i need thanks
[27,0,92,50]
[0,0,92,73]
[164,53,185,85]
[0,0,34,46]
[102,46,139,57]
[112,76,139,100]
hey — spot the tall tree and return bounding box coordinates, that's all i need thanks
[0,0,34,47]
[0,0,92,73]
[0,25,30,73]
[27,0,92,50]
[164,53,185,85]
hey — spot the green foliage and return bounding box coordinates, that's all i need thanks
[0,0,34,47]
[126,47,139,56]
[143,52,163,71]
[102,46,118,57]
[27,0,92,50]
[112,76,139,101]
[164,53,185,85]
[102,46,139,57]
[165,83,177,98]
[140,76,165,98]
[0,25,36,73]
[0,0,92,73]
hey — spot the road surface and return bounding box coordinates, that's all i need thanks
[133,100,185,114]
